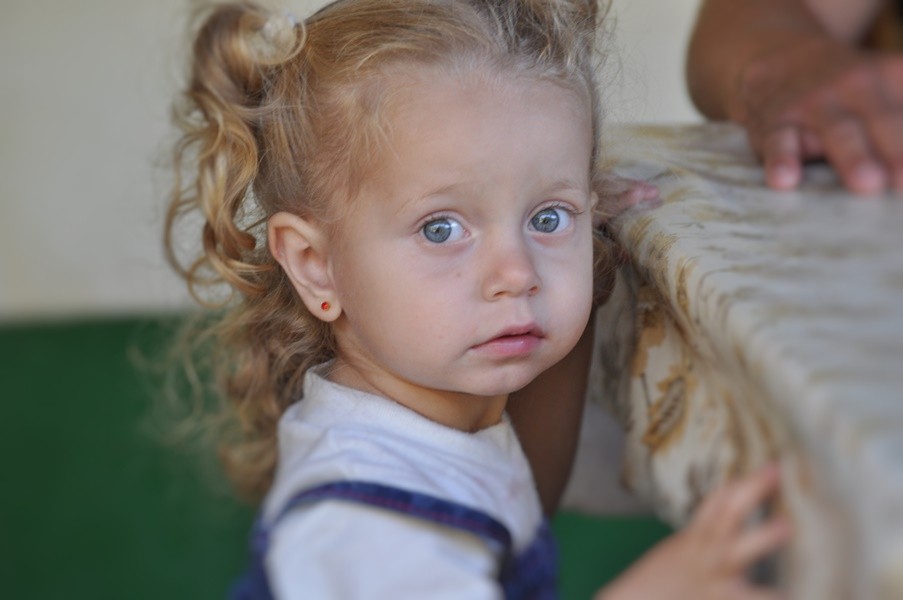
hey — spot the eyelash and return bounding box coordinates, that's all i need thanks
[416,201,582,239]
[418,212,455,228]
[418,212,465,244]
[536,201,582,222]
[539,201,579,217]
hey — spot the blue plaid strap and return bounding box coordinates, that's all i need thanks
[231,480,558,600]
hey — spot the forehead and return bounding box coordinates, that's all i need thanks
[326,64,594,228]
[386,64,590,124]
[378,67,592,160]
[360,69,592,197]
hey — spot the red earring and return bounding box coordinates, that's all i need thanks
[320,301,331,311]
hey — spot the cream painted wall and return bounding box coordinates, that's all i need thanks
[0,0,702,320]
[606,0,701,123]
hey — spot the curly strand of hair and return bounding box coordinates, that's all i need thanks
[168,3,305,301]
[214,273,334,500]
[164,2,322,501]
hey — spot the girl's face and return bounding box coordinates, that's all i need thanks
[327,71,596,430]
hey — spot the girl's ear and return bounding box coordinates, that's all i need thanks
[268,211,341,322]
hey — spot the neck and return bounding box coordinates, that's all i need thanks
[327,361,508,432]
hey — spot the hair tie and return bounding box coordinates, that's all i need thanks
[253,11,300,64]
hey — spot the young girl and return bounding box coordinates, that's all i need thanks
[165,0,790,598]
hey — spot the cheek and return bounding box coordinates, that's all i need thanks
[542,245,595,318]
[544,237,594,287]
[333,248,443,324]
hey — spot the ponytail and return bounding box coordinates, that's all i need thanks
[166,3,303,300]
[165,3,330,501]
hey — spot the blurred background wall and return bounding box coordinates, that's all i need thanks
[0,0,702,321]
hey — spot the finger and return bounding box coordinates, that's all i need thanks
[726,516,793,571]
[732,588,788,600]
[874,57,903,191]
[690,480,732,529]
[863,112,903,192]
[817,114,887,194]
[638,181,661,201]
[879,55,903,106]
[833,56,903,192]
[761,125,804,190]
[595,178,661,224]
[710,463,782,536]
[614,181,661,211]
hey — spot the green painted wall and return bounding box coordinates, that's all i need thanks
[0,318,669,599]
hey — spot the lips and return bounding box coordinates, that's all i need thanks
[471,323,545,357]
[489,323,544,341]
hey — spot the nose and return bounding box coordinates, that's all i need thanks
[481,233,541,300]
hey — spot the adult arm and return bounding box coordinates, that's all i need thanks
[687,0,903,194]
[507,177,659,516]
[508,308,595,516]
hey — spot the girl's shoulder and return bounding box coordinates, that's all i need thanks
[266,498,502,600]
[264,371,543,549]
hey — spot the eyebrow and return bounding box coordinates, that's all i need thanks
[395,182,471,215]
[543,178,589,195]
[395,177,589,216]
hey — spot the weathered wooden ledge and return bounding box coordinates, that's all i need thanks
[588,123,903,600]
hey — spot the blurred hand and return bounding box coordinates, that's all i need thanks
[596,464,792,600]
[594,176,661,227]
[591,176,660,306]
[733,39,903,194]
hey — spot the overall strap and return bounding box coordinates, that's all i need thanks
[272,480,514,551]
[232,480,559,600]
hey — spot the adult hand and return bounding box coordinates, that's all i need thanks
[732,40,903,194]
[591,175,660,304]
[594,175,660,227]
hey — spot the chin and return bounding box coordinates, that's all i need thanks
[467,366,546,397]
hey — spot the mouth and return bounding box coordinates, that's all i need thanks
[491,324,545,341]
[471,323,545,357]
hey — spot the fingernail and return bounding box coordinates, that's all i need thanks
[761,461,782,478]
[892,172,903,194]
[852,162,887,195]
[642,183,660,198]
[768,165,800,190]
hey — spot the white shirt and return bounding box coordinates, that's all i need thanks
[261,368,544,599]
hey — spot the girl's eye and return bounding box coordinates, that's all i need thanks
[530,206,572,233]
[421,217,465,243]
